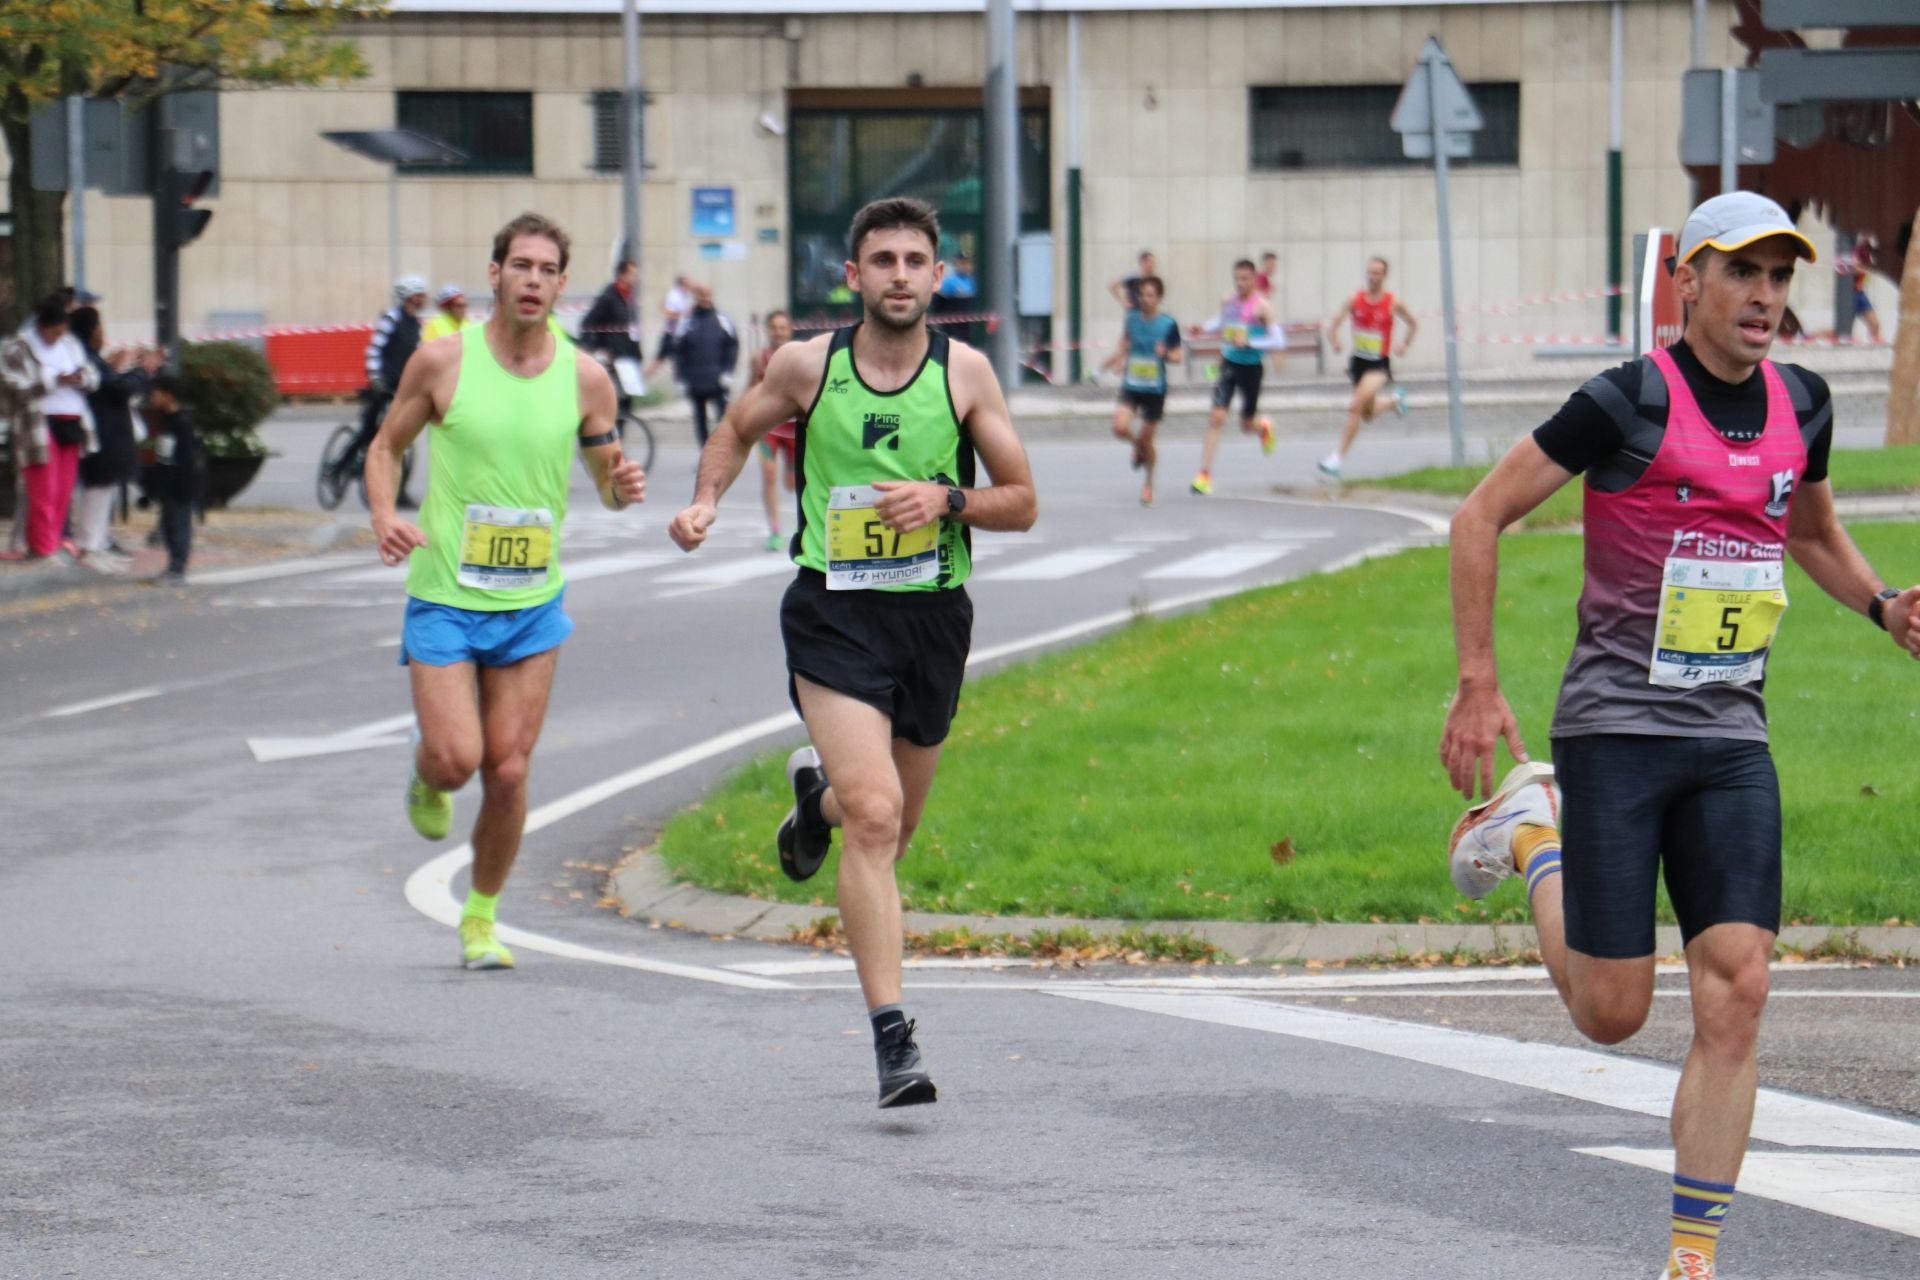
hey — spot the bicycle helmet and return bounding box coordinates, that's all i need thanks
[394,275,429,305]
[435,282,464,304]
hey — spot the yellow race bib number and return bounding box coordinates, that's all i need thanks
[1353,327,1385,358]
[825,485,938,590]
[1125,356,1162,387]
[457,503,554,591]
[1650,555,1788,688]
[1222,322,1250,348]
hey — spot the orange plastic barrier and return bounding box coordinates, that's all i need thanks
[265,326,373,397]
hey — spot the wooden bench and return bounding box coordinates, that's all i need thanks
[1180,323,1325,379]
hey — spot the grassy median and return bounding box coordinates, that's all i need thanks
[654,523,1920,928]
[1363,444,1920,531]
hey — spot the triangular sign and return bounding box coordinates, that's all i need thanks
[1390,37,1484,136]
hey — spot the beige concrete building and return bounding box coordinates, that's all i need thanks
[18,0,1864,374]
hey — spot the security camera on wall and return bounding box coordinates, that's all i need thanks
[757,111,786,137]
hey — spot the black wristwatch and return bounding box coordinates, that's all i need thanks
[1869,587,1900,631]
[945,486,967,517]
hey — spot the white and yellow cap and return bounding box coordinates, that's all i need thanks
[1677,192,1817,265]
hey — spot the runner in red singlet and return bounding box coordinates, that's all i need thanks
[1319,255,1416,481]
[753,310,797,551]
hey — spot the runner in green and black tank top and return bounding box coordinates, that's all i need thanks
[669,197,1037,1111]
[793,324,974,592]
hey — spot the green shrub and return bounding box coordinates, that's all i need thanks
[180,340,278,458]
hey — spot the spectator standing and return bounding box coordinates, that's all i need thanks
[1108,250,1158,311]
[69,306,160,569]
[668,282,739,448]
[1,295,98,560]
[141,370,199,587]
[647,273,694,381]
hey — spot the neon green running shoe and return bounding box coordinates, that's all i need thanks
[460,915,515,970]
[406,768,452,841]
[1190,472,1213,496]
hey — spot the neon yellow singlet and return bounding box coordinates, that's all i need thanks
[405,325,580,611]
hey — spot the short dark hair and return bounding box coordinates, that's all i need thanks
[848,197,940,259]
[150,370,182,400]
[1138,275,1165,297]
[1261,251,1277,262]
[1232,258,1257,274]
[68,306,101,347]
[492,212,572,273]
[1138,249,1155,261]
[765,308,790,325]
[33,295,67,330]
[1370,255,1390,272]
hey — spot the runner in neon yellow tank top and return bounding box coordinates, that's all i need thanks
[669,197,1037,1109]
[366,213,646,973]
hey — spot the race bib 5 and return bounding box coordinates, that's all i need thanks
[1650,555,1788,689]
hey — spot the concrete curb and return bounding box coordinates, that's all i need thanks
[608,850,1920,964]
[0,512,365,603]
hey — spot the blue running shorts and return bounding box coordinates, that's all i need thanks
[398,590,574,668]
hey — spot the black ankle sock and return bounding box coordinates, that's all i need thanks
[870,1004,907,1044]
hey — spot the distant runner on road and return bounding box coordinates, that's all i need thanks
[366,213,646,973]
[1188,259,1275,496]
[1101,275,1180,506]
[1318,255,1414,482]
[669,196,1037,1109]
[1439,193,1920,1280]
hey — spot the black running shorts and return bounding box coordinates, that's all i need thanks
[1552,734,1783,959]
[1347,355,1392,386]
[780,568,974,748]
[1210,360,1263,418]
[1119,388,1166,423]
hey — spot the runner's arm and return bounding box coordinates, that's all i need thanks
[669,338,818,551]
[1164,326,1184,364]
[1439,437,1575,799]
[1101,323,1128,373]
[576,352,645,512]
[1393,300,1419,355]
[1786,479,1920,658]
[366,340,449,564]
[1324,305,1348,353]
[874,343,1036,535]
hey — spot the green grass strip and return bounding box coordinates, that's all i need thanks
[655,524,1920,928]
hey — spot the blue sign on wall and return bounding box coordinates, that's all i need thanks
[691,186,735,239]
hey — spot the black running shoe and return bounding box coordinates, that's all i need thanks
[875,1020,937,1109]
[776,746,832,882]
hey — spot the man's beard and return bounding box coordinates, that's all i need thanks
[864,291,928,332]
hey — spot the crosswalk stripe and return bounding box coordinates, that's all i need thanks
[655,556,797,586]
[984,547,1143,581]
[1143,540,1312,580]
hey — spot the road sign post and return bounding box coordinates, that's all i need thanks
[1391,37,1480,467]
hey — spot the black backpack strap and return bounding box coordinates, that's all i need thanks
[1771,362,1832,452]
[1583,356,1667,493]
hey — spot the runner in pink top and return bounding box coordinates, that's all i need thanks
[1439,192,1920,1280]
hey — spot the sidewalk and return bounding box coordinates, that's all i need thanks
[0,506,370,608]
[608,848,1920,966]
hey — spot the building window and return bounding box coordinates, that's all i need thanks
[396,91,533,175]
[1250,83,1520,170]
[590,90,650,175]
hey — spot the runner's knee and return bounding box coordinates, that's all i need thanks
[419,740,479,792]
[1690,958,1769,1056]
[1568,980,1653,1045]
[837,784,904,853]
[480,747,532,793]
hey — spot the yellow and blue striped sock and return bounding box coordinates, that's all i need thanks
[1668,1173,1734,1277]
[1513,823,1562,897]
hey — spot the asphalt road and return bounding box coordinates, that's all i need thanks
[5,409,1917,1279]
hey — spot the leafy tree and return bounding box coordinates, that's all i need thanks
[0,1,387,324]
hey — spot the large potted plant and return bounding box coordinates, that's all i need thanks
[179,339,278,507]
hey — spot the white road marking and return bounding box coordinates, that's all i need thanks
[562,552,676,581]
[1113,530,1193,544]
[1052,991,1920,1151]
[656,556,798,586]
[43,687,164,719]
[1237,492,1455,537]
[1580,1148,1920,1239]
[984,546,1143,581]
[186,554,362,586]
[319,564,409,585]
[1144,540,1316,579]
[248,712,416,764]
[725,956,1033,976]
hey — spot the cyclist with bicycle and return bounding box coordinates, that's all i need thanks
[335,276,428,508]
[578,260,642,412]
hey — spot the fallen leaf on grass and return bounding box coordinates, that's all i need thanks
[1269,838,1296,866]
[1862,784,1881,797]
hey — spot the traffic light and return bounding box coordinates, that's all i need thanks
[166,167,215,250]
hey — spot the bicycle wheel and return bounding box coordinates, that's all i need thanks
[316,424,356,510]
[619,413,656,474]
[358,445,417,511]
